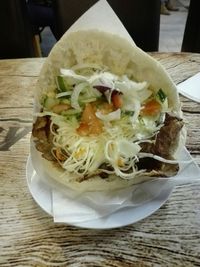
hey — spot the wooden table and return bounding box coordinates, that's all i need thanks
[0,53,200,267]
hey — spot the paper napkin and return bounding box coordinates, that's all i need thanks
[52,147,200,223]
[177,72,200,103]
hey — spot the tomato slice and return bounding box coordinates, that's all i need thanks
[111,93,123,109]
[76,103,103,136]
[76,122,90,136]
[140,99,161,116]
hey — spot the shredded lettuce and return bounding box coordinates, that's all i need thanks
[38,65,173,180]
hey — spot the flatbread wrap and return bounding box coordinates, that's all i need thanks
[32,30,186,192]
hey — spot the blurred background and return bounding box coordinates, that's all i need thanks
[0,0,196,59]
[159,0,189,52]
[40,0,190,55]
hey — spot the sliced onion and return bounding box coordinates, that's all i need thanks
[93,85,113,103]
[71,83,87,110]
[130,100,141,123]
[95,109,121,121]
[56,92,72,98]
[104,89,113,103]
[89,87,102,98]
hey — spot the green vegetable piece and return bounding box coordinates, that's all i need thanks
[57,76,66,92]
[156,89,166,103]
[60,98,71,105]
[44,97,59,109]
[61,109,81,116]
[123,111,134,116]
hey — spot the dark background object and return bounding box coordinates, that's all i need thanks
[53,0,160,52]
[0,0,35,59]
[181,0,200,53]
[27,0,59,40]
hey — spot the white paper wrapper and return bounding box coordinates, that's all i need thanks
[30,0,200,224]
[177,72,200,103]
[30,143,200,224]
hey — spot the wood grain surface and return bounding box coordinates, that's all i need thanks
[0,54,200,267]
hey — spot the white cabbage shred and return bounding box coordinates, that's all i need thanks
[40,64,171,180]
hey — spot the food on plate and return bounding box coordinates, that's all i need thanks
[31,30,185,192]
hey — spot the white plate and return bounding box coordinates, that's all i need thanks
[26,156,173,229]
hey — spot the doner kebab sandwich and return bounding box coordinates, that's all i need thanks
[32,30,185,192]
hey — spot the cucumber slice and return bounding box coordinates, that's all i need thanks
[61,109,81,116]
[156,89,166,103]
[44,97,59,109]
[80,97,97,103]
[56,76,66,92]
[56,76,74,92]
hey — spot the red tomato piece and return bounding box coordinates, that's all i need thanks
[76,103,103,136]
[111,93,123,109]
[140,99,161,116]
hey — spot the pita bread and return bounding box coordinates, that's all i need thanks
[32,30,186,192]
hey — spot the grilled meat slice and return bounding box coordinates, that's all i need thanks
[153,113,184,157]
[32,116,48,142]
[136,157,179,177]
[98,163,114,179]
[136,113,183,176]
[35,140,55,161]
[32,116,56,161]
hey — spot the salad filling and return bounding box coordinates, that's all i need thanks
[32,65,183,181]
